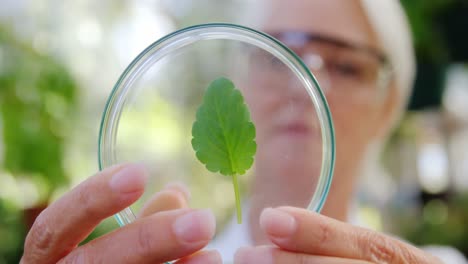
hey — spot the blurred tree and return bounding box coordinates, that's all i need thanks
[437,1,468,62]
[400,0,453,62]
[0,25,77,263]
[401,0,468,110]
[385,1,468,256]
[0,26,77,196]
[0,198,25,263]
[399,195,468,256]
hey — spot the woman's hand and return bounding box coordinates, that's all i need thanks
[235,207,443,264]
[21,164,221,264]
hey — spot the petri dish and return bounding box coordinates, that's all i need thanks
[98,23,335,263]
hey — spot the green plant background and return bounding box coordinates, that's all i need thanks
[0,1,467,263]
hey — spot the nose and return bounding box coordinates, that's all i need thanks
[285,73,317,109]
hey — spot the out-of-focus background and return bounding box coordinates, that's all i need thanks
[0,1,467,262]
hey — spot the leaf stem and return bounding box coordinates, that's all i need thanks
[232,174,242,224]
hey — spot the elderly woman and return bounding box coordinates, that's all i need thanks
[21,0,464,263]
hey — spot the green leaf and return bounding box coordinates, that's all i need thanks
[191,77,256,175]
[191,77,256,223]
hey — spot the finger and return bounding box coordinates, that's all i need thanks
[138,182,190,218]
[234,246,372,264]
[260,207,443,263]
[58,208,216,264]
[175,250,222,264]
[165,182,191,201]
[22,163,148,264]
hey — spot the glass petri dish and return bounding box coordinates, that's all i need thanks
[98,23,335,263]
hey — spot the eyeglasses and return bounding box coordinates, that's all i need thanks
[248,32,393,102]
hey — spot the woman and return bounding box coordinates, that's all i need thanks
[21,0,463,263]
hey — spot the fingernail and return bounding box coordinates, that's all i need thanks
[109,164,148,193]
[173,209,216,244]
[260,208,297,239]
[234,247,273,264]
[164,182,191,200]
[188,250,222,264]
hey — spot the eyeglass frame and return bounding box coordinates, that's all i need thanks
[267,31,394,100]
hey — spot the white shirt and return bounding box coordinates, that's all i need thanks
[207,203,252,261]
[207,202,467,264]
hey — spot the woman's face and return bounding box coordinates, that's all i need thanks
[243,0,398,203]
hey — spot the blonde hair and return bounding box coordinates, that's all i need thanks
[361,0,416,126]
[359,0,416,205]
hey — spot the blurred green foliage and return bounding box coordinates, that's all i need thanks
[400,0,453,61]
[401,0,468,109]
[0,26,77,262]
[0,26,77,195]
[0,198,25,263]
[402,0,468,62]
[396,195,468,256]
